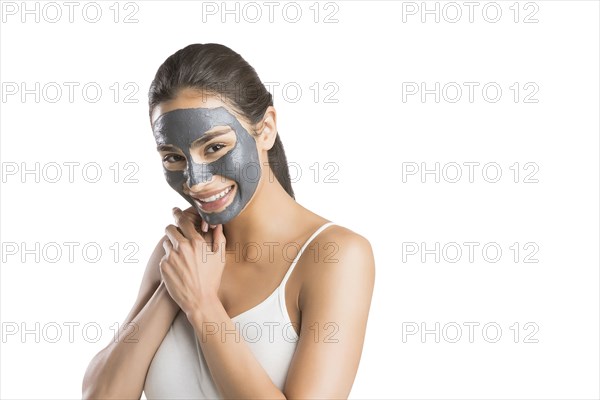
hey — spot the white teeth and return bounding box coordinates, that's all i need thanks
[198,186,232,203]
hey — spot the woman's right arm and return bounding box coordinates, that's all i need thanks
[81,235,180,400]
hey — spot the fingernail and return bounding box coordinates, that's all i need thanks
[202,221,208,232]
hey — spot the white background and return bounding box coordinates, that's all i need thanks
[1,1,599,399]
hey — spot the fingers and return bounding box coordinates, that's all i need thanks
[183,208,203,229]
[162,238,172,254]
[173,208,201,238]
[200,220,217,233]
[160,241,172,281]
[182,206,200,218]
[165,224,186,248]
[212,224,226,253]
[175,205,217,234]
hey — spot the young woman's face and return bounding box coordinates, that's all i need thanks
[151,90,261,225]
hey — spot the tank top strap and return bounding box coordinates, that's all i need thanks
[279,221,336,290]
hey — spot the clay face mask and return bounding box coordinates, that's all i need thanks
[152,106,261,225]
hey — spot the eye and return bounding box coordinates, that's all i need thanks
[162,154,185,164]
[206,143,226,154]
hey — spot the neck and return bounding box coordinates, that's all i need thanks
[222,173,301,251]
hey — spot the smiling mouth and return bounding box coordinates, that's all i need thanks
[191,184,236,212]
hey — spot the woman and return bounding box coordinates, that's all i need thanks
[82,43,375,399]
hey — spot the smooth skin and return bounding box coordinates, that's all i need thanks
[82,87,376,399]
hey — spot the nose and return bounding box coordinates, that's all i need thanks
[186,161,214,188]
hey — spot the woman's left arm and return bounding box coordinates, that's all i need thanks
[282,229,376,399]
[163,208,375,399]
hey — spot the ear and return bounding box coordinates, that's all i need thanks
[255,106,278,151]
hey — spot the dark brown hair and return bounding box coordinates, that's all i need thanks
[148,43,295,199]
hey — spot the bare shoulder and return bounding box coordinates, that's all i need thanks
[299,222,375,307]
[321,223,372,250]
[314,223,374,268]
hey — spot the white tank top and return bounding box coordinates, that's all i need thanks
[144,221,336,399]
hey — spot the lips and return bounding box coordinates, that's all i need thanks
[189,184,236,212]
[188,185,233,201]
[197,185,233,203]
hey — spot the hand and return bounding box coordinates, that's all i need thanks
[160,207,226,318]
[181,206,216,233]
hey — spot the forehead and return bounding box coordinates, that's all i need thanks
[152,107,247,152]
[150,88,241,125]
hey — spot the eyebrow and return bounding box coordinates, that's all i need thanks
[156,127,233,152]
[156,144,180,152]
[191,127,233,149]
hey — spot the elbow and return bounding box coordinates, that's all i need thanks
[82,364,105,400]
[81,347,143,400]
[81,351,116,400]
[81,357,98,399]
[82,384,141,400]
[82,367,142,400]
[81,377,100,400]
[81,385,97,400]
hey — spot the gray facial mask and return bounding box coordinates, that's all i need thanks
[152,106,261,225]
